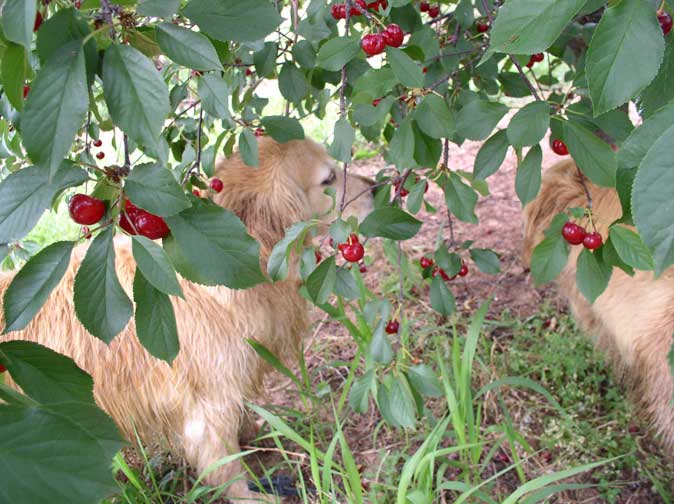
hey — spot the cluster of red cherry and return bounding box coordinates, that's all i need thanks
[526,52,544,68]
[330,0,387,20]
[419,2,440,18]
[561,221,602,250]
[361,24,405,56]
[419,256,469,281]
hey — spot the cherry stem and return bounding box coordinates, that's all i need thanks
[338,0,353,214]
[576,165,593,211]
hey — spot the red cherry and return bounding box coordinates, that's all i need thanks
[583,232,603,250]
[382,24,404,48]
[360,33,386,57]
[526,57,535,68]
[93,139,103,147]
[428,5,440,17]
[658,11,673,35]
[385,319,399,334]
[561,222,586,245]
[0,363,6,373]
[367,0,387,9]
[331,4,346,19]
[34,11,43,32]
[420,257,433,269]
[209,177,224,193]
[135,211,170,240]
[422,66,428,73]
[420,1,429,12]
[372,97,382,106]
[552,139,568,156]
[254,127,265,137]
[433,266,451,281]
[82,226,92,239]
[459,263,468,277]
[23,85,30,98]
[245,68,253,76]
[342,242,365,262]
[69,194,105,225]
[350,0,367,15]
[315,250,322,263]
[476,22,490,33]
[119,208,139,235]
[359,263,367,273]
[96,151,105,160]
[532,52,544,62]
[628,424,640,434]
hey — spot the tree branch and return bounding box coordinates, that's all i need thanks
[338,0,353,214]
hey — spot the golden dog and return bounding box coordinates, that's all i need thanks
[0,138,374,502]
[523,159,674,451]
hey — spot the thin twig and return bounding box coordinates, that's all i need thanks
[123,134,130,170]
[427,12,453,25]
[338,0,353,214]
[576,165,593,209]
[181,107,204,184]
[341,179,390,210]
[443,139,456,246]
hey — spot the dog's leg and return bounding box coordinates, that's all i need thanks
[182,405,274,503]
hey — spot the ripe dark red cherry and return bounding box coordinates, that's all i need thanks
[531,52,544,62]
[420,256,433,269]
[342,242,365,262]
[552,139,568,156]
[23,85,30,98]
[476,21,489,33]
[96,151,105,160]
[34,11,43,32]
[385,319,400,334]
[658,11,673,35]
[428,5,440,17]
[368,0,387,10]
[135,211,170,240]
[433,266,451,281]
[372,97,382,106]
[331,3,346,19]
[583,232,603,250]
[254,127,265,137]
[209,177,224,193]
[0,363,6,373]
[459,263,468,277]
[420,1,429,12]
[382,24,404,47]
[93,139,103,147]
[245,68,253,76]
[69,194,105,225]
[422,66,428,73]
[561,222,586,245]
[359,263,367,273]
[361,33,386,56]
[315,250,322,263]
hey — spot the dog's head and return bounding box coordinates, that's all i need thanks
[522,159,621,266]
[212,137,374,255]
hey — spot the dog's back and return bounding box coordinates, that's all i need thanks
[523,160,674,451]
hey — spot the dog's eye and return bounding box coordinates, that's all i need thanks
[321,171,336,186]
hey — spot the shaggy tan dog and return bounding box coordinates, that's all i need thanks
[0,138,374,502]
[523,159,674,451]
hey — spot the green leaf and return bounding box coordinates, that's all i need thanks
[507,101,550,148]
[125,162,191,217]
[131,236,183,297]
[73,227,133,343]
[253,41,278,78]
[609,225,654,271]
[576,248,612,303]
[470,248,501,274]
[164,199,266,288]
[334,267,359,299]
[183,0,282,43]
[386,46,424,88]
[305,256,336,305]
[260,116,305,143]
[377,375,416,428]
[360,207,422,240]
[455,99,508,141]
[618,101,674,169]
[638,37,674,118]
[197,74,230,119]
[1,43,28,111]
[632,125,674,275]
[103,44,169,150]
[0,401,123,504]
[370,321,394,364]
[138,0,180,17]
[22,43,88,179]
[0,340,96,406]
[430,276,456,317]
[407,364,442,397]
[267,221,313,281]
[515,145,542,206]
[328,118,355,163]
[414,94,455,139]
[615,166,636,224]
[278,63,309,104]
[133,270,180,364]
[1,0,37,50]
[354,96,394,127]
[292,39,316,68]
[155,23,223,71]
[316,35,361,72]
[3,242,74,333]
[239,129,259,168]
[388,117,415,169]
[586,0,664,115]
[0,163,88,243]
[474,130,509,180]
[563,121,617,187]
[444,174,478,224]
[489,0,586,55]
[530,234,569,286]
[349,370,374,413]
[353,67,398,98]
